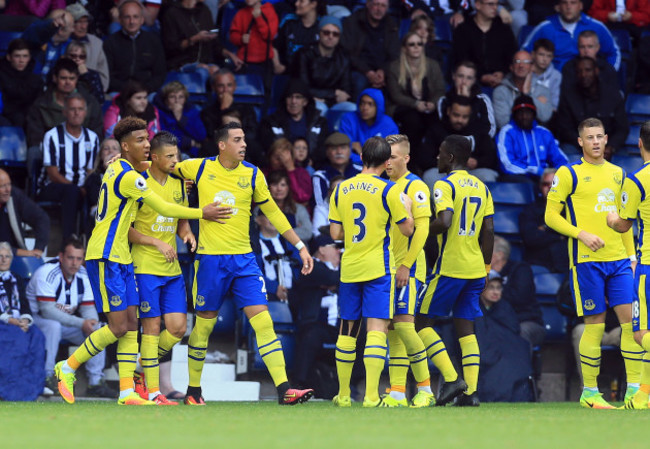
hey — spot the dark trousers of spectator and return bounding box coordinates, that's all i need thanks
[394,106,436,154]
[38,183,82,241]
[293,322,338,388]
[520,320,546,349]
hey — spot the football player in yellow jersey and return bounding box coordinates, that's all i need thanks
[418,135,494,407]
[607,120,650,409]
[127,132,197,406]
[545,117,642,409]
[53,118,228,406]
[173,122,315,405]
[329,137,414,408]
[381,134,463,407]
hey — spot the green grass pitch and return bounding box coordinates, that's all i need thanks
[1,401,648,449]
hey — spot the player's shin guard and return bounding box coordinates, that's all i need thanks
[364,331,388,402]
[158,329,182,360]
[335,335,357,397]
[117,331,138,393]
[394,322,429,384]
[141,334,160,395]
[459,334,480,395]
[187,316,216,387]
[68,325,118,371]
[419,327,458,382]
[620,322,643,385]
[387,329,408,393]
[250,311,288,387]
[579,323,605,389]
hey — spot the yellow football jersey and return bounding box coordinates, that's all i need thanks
[329,173,409,283]
[86,159,154,263]
[620,162,650,264]
[547,159,627,266]
[176,157,287,255]
[132,171,188,276]
[432,170,494,279]
[392,172,431,282]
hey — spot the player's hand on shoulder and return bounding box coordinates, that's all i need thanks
[577,230,605,252]
[400,192,413,214]
[202,201,233,223]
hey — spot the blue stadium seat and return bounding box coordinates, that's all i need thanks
[623,125,641,153]
[517,25,534,48]
[541,304,568,342]
[212,296,237,335]
[268,74,289,114]
[626,93,650,124]
[10,256,44,280]
[399,18,411,39]
[0,127,27,166]
[509,241,523,262]
[434,18,452,43]
[0,31,22,57]
[486,182,535,205]
[233,73,265,105]
[612,154,643,174]
[611,28,632,59]
[531,265,550,275]
[493,206,522,240]
[164,71,206,94]
[326,108,351,132]
[534,272,565,297]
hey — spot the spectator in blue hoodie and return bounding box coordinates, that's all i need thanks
[522,0,621,71]
[496,95,568,182]
[339,88,398,164]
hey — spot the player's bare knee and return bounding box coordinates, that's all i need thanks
[168,323,186,339]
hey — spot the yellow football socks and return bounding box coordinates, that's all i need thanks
[459,334,480,395]
[158,329,182,359]
[335,335,357,398]
[364,331,388,403]
[141,334,160,395]
[68,325,118,370]
[187,315,216,387]
[117,331,138,394]
[394,322,429,384]
[579,323,605,389]
[250,311,287,387]
[387,329,408,393]
[620,322,643,385]
[419,327,458,382]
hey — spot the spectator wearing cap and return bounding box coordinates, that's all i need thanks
[492,50,553,129]
[67,3,109,93]
[339,88,398,164]
[294,15,354,116]
[496,95,568,182]
[312,132,361,211]
[258,78,329,159]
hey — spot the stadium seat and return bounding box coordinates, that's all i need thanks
[10,256,44,280]
[509,241,523,262]
[611,154,643,174]
[517,25,534,48]
[268,74,289,115]
[399,18,411,39]
[164,71,206,94]
[534,272,565,302]
[0,31,22,57]
[626,93,650,124]
[0,127,27,166]
[326,108,351,133]
[531,265,549,275]
[493,206,522,240]
[434,18,452,43]
[611,28,632,59]
[540,304,568,342]
[212,296,237,335]
[233,73,265,105]
[623,125,641,153]
[486,182,535,205]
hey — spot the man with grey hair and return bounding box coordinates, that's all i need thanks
[560,30,618,94]
[37,93,99,241]
[490,235,546,347]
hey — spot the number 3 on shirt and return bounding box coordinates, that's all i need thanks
[352,202,366,243]
[458,196,482,236]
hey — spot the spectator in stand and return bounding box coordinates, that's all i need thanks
[438,61,497,138]
[26,58,103,149]
[522,0,621,71]
[0,241,46,402]
[341,0,400,98]
[267,170,312,242]
[229,0,278,76]
[451,0,517,89]
[200,68,261,162]
[496,95,568,182]
[104,79,160,140]
[265,138,313,206]
[84,138,120,226]
[259,79,328,163]
[274,0,325,75]
[312,175,343,237]
[160,0,242,73]
[103,0,166,93]
[0,39,43,128]
[38,94,100,241]
[293,137,314,176]
[408,14,444,65]
[587,0,650,41]
[66,3,109,93]
[339,88,398,164]
[294,16,354,115]
[153,81,207,158]
[519,168,570,273]
[556,56,628,157]
[561,30,618,94]
[5,0,65,17]
[496,0,529,38]
[386,31,445,155]
[64,41,104,104]
[422,94,499,186]
[0,169,49,258]
[400,0,469,27]
[493,50,553,129]
[490,236,546,349]
[530,39,562,112]
[311,132,361,210]
[21,9,74,81]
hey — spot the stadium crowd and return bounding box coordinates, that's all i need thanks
[0,0,649,405]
